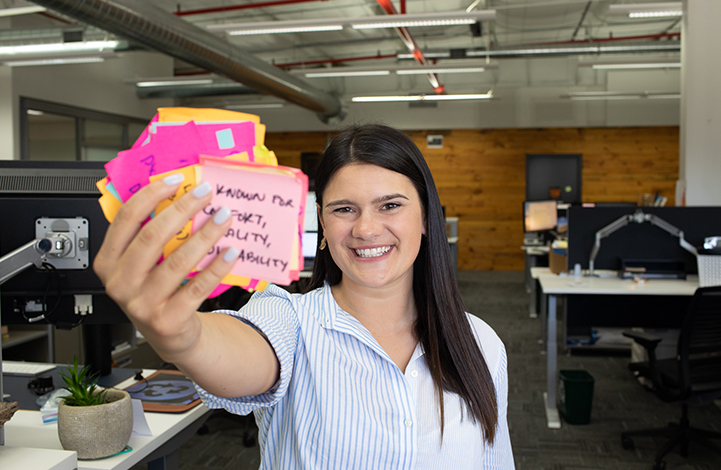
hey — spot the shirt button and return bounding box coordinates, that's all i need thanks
[410,370,418,378]
[404,419,413,427]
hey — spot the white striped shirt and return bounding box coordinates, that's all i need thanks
[196,283,514,469]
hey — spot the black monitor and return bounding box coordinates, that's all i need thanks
[526,154,582,204]
[0,160,127,375]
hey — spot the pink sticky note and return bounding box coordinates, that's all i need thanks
[131,113,159,149]
[193,164,307,285]
[106,122,204,202]
[195,122,257,157]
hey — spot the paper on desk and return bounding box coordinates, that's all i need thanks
[132,399,153,436]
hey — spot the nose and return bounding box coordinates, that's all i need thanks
[352,210,383,240]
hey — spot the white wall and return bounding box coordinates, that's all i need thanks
[1,51,174,160]
[680,0,721,206]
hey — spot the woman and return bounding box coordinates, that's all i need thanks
[94,124,513,469]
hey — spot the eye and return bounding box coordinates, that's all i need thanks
[382,202,402,210]
[333,206,354,213]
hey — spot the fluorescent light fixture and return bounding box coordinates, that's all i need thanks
[305,70,391,78]
[4,56,107,66]
[0,40,119,56]
[225,103,285,109]
[292,63,493,78]
[608,2,682,18]
[27,109,44,116]
[351,11,495,29]
[0,6,46,17]
[562,91,680,100]
[395,66,486,75]
[229,25,343,36]
[578,59,681,70]
[136,79,214,87]
[207,10,495,35]
[352,92,493,103]
[592,62,680,70]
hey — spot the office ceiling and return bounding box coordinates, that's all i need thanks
[1,0,682,114]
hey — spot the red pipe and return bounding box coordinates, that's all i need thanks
[400,0,406,15]
[39,11,73,24]
[529,31,680,46]
[375,0,444,93]
[275,53,397,68]
[175,0,327,16]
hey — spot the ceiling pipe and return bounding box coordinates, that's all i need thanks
[530,31,680,46]
[175,0,328,17]
[274,52,397,68]
[375,0,444,93]
[29,0,344,121]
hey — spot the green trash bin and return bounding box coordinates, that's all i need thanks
[558,369,594,425]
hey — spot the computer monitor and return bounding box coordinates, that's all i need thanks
[526,154,582,204]
[304,191,318,233]
[524,200,558,232]
[0,160,127,375]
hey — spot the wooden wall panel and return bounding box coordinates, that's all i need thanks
[266,127,679,271]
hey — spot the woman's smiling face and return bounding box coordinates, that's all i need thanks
[319,163,426,291]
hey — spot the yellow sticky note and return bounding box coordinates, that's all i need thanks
[157,107,260,124]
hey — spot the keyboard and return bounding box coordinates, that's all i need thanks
[2,361,57,377]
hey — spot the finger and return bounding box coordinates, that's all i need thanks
[116,180,215,287]
[147,205,234,300]
[167,245,239,315]
[94,174,186,283]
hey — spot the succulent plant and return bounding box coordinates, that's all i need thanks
[59,357,108,406]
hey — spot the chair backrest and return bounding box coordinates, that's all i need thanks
[678,286,721,397]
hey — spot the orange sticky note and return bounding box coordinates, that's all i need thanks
[96,178,122,223]
[149,165,199,258]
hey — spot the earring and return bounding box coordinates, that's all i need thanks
[319,237,327,250]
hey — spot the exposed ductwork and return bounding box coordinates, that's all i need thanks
[29,0,344,121]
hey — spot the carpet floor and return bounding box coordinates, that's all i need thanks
[131,271,721,469]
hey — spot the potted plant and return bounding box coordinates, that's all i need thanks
[57,358,133,459]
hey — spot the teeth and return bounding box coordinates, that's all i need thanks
[355,246,391,258]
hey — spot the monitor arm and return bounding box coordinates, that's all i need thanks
[0,238,54,285]
[588,209,698,276]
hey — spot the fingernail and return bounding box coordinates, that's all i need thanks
[213,206,231,225]
[163,173,185,186]
[192,181,211,198]
[223,247,239,263]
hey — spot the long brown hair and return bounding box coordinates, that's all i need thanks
[306,124,498,443]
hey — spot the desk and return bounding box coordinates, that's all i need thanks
[536,271,699,429]
[2,366,212,470]
[0,446,77,470]
[523,245,549,317]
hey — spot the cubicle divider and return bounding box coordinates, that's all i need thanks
[565,206,721,339]
[568,206,721,273]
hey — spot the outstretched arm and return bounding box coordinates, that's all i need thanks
[94,175,279,398]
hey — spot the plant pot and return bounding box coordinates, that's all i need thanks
[57,389,133,459]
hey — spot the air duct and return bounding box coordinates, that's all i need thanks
[29,0,344,121]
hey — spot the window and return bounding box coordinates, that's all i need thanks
[20,97,147,162]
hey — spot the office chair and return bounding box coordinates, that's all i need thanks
[621,286,721,470]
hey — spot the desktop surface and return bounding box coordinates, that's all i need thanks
[2,364,211,470]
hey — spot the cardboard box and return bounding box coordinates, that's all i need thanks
[549,248,567,274]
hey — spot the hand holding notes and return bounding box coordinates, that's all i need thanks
[93,175,235,360]
[95,107,308,295]
[92,108,305,386]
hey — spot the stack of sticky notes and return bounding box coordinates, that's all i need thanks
[97,107,308,296]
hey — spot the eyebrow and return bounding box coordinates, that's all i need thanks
[325,193,410,208]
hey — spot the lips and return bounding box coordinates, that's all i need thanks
[354,246,391,258]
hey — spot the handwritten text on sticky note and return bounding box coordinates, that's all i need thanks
[193,165,304,284]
